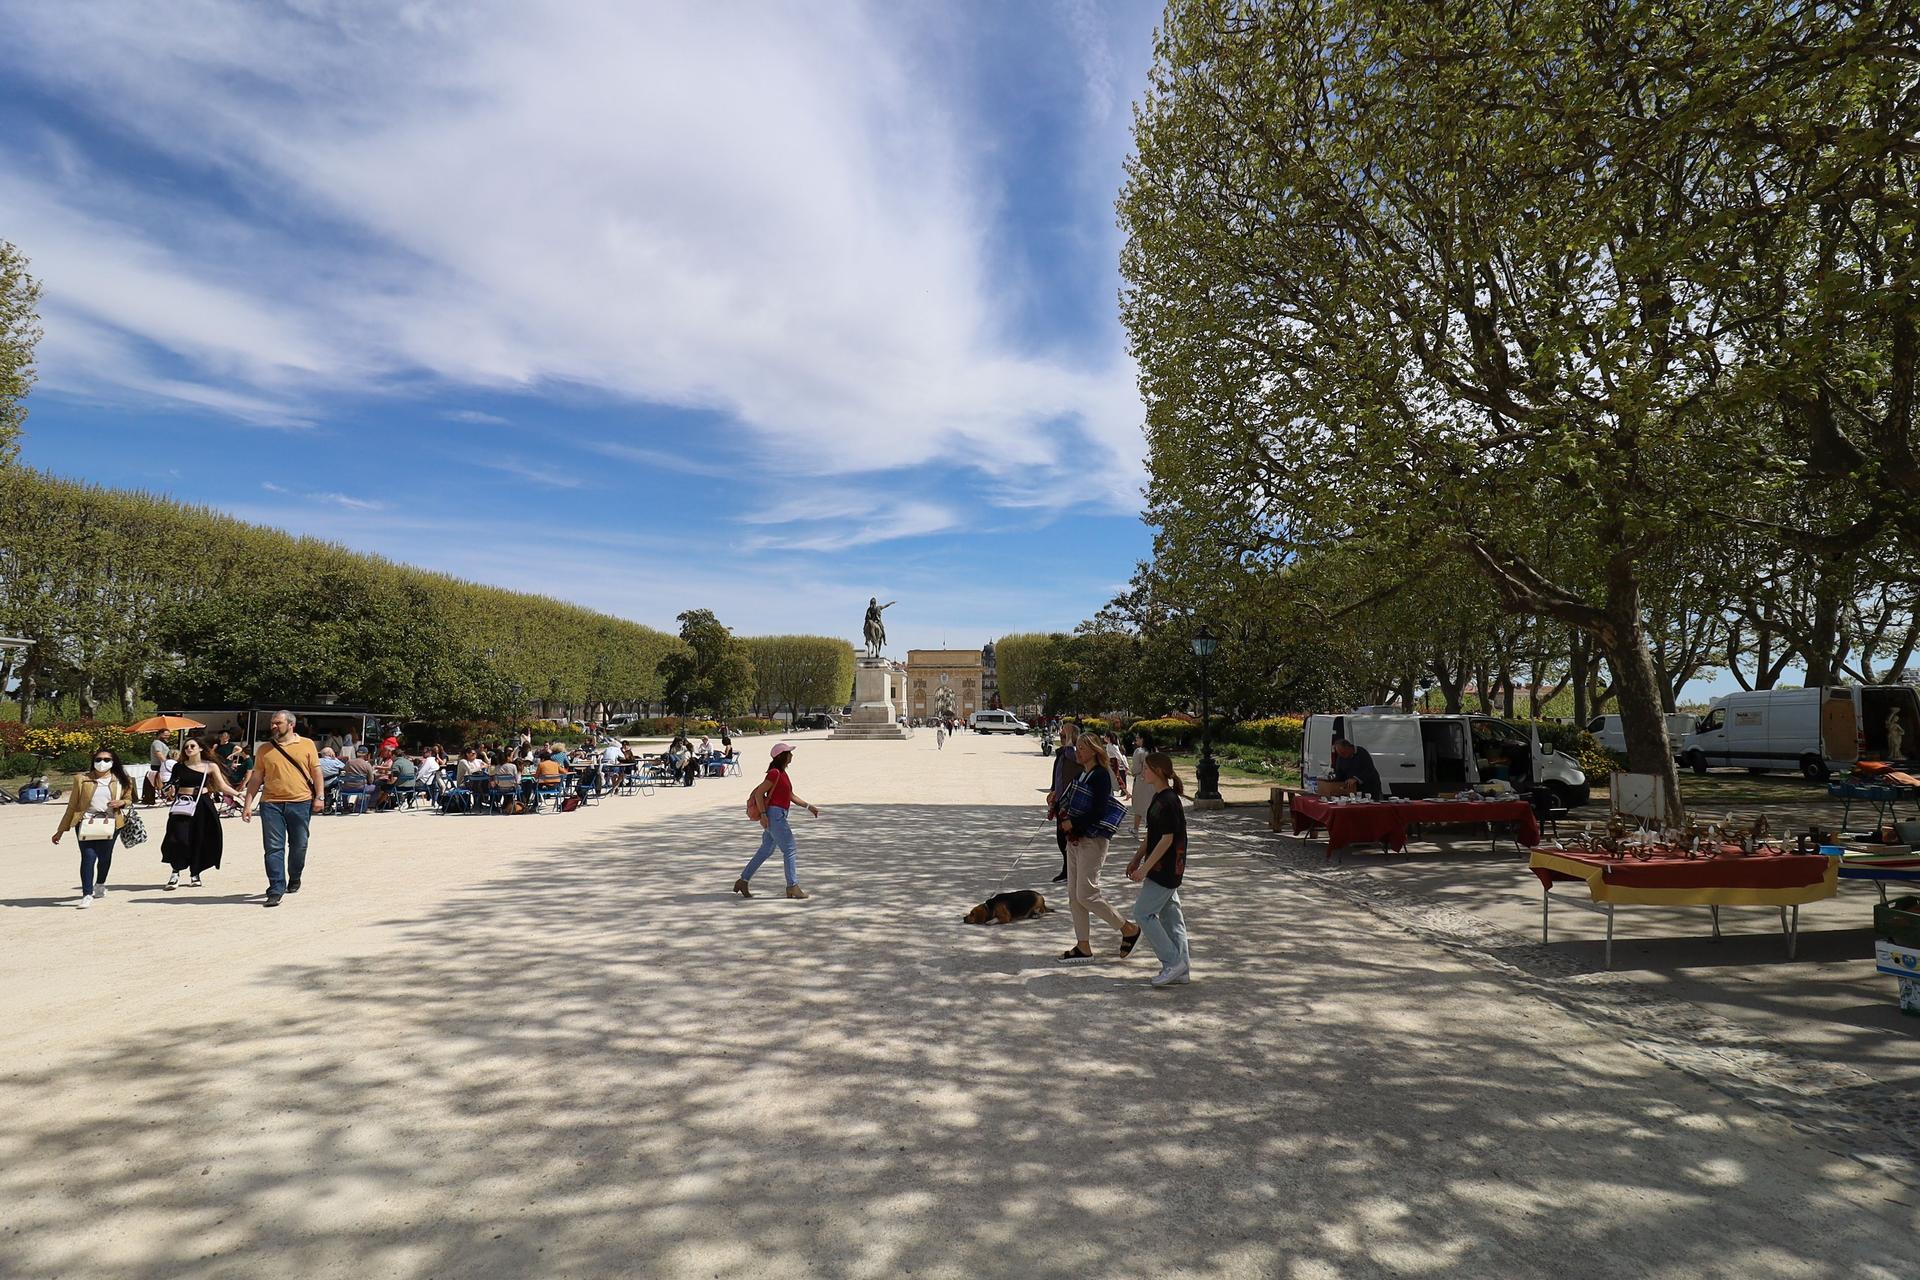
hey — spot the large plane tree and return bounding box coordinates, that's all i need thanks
[1120,0,1913,819]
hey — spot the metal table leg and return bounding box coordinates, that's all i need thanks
[1710,904,1720,940]
[1787,904,1799,960]
[1542,885,1550,943]
[1605,903,1614,970]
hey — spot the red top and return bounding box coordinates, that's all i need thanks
[762,767,793,810]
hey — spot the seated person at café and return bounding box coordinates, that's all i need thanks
[386,750,418,806]
[415,750,442,803]
[318,746,346,807]
[487,751,522,811]
[1329,735,1383,800]
[531,749,567,806]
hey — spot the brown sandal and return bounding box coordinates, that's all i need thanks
[733,878,753,898]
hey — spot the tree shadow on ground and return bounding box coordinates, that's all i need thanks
[0,804,1909,1279]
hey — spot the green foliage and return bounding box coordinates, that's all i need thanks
[0,469,675,724]
[0,240,40,465]
[993,633,1059,711]
[741,635,856,716]
[656,610,755,718]
[1227,717,1306,755]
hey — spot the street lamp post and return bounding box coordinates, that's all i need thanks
[1192,626,1222,804]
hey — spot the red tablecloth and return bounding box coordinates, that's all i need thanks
[1290,795,1540,852]
[1529,848,1838,906]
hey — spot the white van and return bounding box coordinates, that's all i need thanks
[1303,713,1590,808]
[968,709,1030,734]
[1679,685,1920,779]
[1585,713,1698,758]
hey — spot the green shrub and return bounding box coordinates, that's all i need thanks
[1227,716,1305,753]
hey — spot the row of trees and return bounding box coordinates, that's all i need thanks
[0,470,852,728]
[1117,0,1920,819]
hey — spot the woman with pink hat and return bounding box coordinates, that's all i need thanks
[734,741,820,900]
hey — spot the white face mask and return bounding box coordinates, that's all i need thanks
[92,760,112,773]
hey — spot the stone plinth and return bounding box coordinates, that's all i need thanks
[831,657,908,741]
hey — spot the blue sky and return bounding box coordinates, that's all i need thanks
[0,0,1162,653]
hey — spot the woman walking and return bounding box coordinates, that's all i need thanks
[1056,733,1142,964]
[1127,751,1191,986]
[161,736,246,889]
[1128,730,1159,835]
[51,748,136,908]
[734,742,820,900]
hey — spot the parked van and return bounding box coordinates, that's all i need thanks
[969,709,1031,734]
[1584,713,1698,759]
[1679,685,1920,779]
[1302,713,1590,808]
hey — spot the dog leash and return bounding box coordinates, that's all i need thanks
[988,820,1052,899]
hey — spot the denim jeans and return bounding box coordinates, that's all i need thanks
[1132,878,1188,969]
[742,806,799,885]
[260,800,313,895]
[78,835,116,895]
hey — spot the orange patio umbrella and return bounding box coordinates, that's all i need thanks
[126,715,205,733]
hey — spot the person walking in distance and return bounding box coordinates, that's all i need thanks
[241,710,323,907]
[935,723,947,750]
[1056,733,1143,964]
[1126,751,1191,986]
[734,742,820,900]
[1128,730,1159,836]
[51,749,136,908]
[1045,721,1081,883]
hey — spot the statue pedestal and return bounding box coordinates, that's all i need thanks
[830,657,908,741]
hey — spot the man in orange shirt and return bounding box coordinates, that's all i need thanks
[241,710,324,907]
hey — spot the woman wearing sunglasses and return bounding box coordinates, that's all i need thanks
[51,749,136,909]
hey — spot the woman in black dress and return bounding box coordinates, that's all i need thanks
[161,736,246,889]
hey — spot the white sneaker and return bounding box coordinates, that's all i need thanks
[76,894,92,909]
[93,886,106,899]
[1150,960,1190,987]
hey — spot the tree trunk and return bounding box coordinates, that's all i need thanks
[1598,575,1685,824]
[1570,635,1591,727]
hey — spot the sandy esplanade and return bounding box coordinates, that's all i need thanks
[0,731,1911,1279]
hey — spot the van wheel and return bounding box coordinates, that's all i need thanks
[1687,750,1708,776]
[1800,756,1829,782]
[1543,781,1574,812]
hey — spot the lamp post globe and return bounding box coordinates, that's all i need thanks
[1191,627,1222,803]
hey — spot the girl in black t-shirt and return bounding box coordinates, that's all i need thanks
[1126,751,1191,986]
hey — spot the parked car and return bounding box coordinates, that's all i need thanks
[791,713,837,731]
[1302,712,1590,809]
[969,709,1031,734]
[1585,713,1698,759]
[1680,685,1920,779]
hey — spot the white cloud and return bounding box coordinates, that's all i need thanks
[465,456,588,490]
[442,409,509,425]
[0,0,1146,508]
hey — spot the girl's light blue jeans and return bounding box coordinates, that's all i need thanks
[1133,878,1188,968]
[742,806,799,885]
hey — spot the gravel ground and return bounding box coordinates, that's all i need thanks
[1,734,1913,1279]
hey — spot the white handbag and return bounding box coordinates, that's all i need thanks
[77,813,116,842]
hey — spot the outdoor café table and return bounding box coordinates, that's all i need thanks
[1826,780,1918,831]
[1837,848,1920,903]
[1289,794,1540,858]
[1529,846,1839,968]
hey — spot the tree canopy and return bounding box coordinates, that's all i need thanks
[1118,0,1920,818]
[0,240,41,466]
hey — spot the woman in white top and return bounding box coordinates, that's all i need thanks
[1129,730,1160,834]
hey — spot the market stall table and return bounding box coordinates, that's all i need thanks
[1290,794,1540,858]
[1838,848,1920,903]
[1529,847,1839,968]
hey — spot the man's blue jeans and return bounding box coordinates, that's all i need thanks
[260,800,313,895]
[1132,878,1188,969]
[742,806,799,886]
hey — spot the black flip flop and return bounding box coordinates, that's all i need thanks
[1119,926,1142,958]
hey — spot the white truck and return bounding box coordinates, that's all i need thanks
[1584,713,1699,759]
[968,709,1031,734]
[1303,712,1591,809]
[1679,685,1920,780]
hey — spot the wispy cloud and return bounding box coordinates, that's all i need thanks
[0,0,1146,508]
[587,441,734,479]
[442,408,509,425]
[737,494,960,553]
[467,456,588,490]
[258,481,383,510]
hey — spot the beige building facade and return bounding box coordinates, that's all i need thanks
[904,649,985,721]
